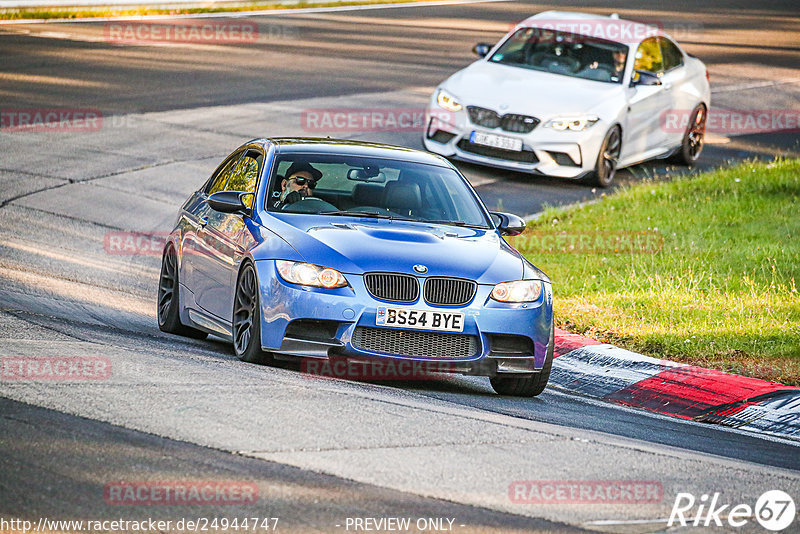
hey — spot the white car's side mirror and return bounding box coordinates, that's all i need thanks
[631,69,663,87]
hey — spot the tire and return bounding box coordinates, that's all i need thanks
[157,246,208,339]
[589,126,622,188]
[490,322,554,397]
[670,104,706,166]
[232,262,273,364]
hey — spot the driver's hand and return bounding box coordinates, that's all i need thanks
[283,191,302,205]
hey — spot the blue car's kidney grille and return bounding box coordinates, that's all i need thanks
[352,327,479,359]
[424,277,477,306]
[364,272,419,303]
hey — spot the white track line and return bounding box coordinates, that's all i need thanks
[711,78,800,94]
[0,0,512,24]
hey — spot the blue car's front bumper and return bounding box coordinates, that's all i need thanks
[255,260,553,376]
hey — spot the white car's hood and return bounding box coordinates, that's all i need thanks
[443,60,624,119]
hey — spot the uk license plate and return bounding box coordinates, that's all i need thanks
[470,131,523,151]
[376,307,464,333]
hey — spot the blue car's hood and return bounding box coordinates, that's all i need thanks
[261,215,525,283]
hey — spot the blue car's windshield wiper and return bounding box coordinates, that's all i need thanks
[320,210,392,219]
[422,219,490,229]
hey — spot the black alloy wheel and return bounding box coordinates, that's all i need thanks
[672,104,707,165]
[157,246,207,339]
[490,322,554,397]
[233,262,272,364]
[592,126,622,188]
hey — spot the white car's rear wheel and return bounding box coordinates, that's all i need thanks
[672,104,707,165]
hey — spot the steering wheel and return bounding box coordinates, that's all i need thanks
[281,197,337,213]
[548,55,580,72]
[578,63,615,81]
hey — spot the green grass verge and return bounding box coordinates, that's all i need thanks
[510,158,800,385]
[0,0,426,20]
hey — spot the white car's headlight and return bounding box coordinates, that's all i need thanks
[436,89,463,112]
[545,116,599,131]
[491,280,542,302]
[276,260,348,289]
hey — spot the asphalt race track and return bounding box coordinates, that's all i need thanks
[1,1,799,532]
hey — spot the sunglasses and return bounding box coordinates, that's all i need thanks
[290,176,317,189]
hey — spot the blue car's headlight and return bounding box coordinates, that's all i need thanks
[276,260,348,289]
[491,280,542,302]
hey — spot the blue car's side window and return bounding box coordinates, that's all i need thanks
[224,150,262,209]
[206,151,243,195]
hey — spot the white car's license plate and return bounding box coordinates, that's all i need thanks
[376,307,464,332]
[470,131,523,152]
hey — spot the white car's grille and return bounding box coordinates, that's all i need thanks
[467,106,501,128]
[467,106,540,133]
[501,113,540,133]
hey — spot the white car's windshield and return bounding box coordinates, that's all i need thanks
[489,27,628,84]
[267,154,492,229]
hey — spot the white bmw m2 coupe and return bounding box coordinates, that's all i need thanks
[424,11,710,187]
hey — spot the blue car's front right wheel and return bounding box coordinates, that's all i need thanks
[489,322,553,397]
[233,262,273,364]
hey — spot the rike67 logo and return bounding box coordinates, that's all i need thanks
[669,490,796,531]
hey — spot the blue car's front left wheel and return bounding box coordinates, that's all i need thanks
[233,262,273,364]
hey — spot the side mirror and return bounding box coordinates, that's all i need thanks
[490,211,526,236]
[630,69,662,87]
[208,191,252,215]
[473,43,493,58]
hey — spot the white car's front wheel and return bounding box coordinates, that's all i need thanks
[591,126,622,188]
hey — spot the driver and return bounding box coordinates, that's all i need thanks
[611,48,627,79]
[583,48,627,81]
[279,161,322,207]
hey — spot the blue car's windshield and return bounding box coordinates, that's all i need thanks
[489,27,628,84]
[266,154,491,229]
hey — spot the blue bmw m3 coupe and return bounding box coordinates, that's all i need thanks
[158,138,554,396]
